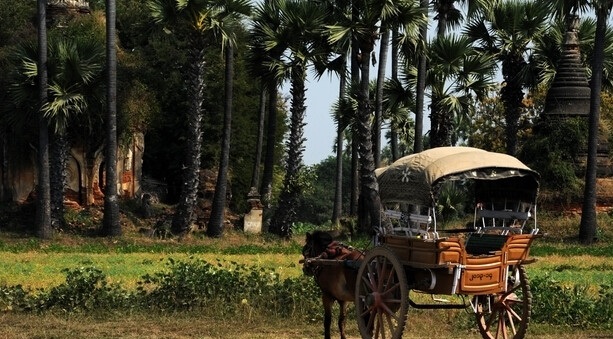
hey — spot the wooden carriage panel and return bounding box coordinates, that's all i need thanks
[506,234,537,264]
[437,239,463,264]
[383,236,463,266]
[458,254,506,294]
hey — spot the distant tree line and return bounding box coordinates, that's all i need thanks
[0,0,612,244]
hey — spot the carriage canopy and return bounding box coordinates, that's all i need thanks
[376,147,540,206]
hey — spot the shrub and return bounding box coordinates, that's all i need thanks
[2,259,611,330]
[137,258,321,317]
[530,274,613,329]
[35,267,133,313]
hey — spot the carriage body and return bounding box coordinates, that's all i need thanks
[353,147,541,339]
[382,233,537,295]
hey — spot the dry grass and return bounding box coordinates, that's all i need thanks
[0,311,610,339]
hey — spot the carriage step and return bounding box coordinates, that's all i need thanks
[408,298,466,310]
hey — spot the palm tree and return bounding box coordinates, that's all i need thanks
[465,0,550,155]
[208,44,234,238]
[209,3,250,237]
[327,0,391,233]
[314,0,353,225]
[580,0,613,244]
[148,0,250,235]
[427,35,496,147]
[103,0,121,236]
[44,36,105,230]
[8,12,106,228]
[37,0,52,239]
[248,0,286,213]
[267,0,327,238]
[373,29,389,168]
[211,2,251,238]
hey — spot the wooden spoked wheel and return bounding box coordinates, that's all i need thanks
[355,246,409,339]
[473,265,532,339]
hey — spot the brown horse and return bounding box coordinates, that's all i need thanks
[302,230,365,339]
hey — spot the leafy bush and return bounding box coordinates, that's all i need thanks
[35,267,133,313]
[519,117,587,203]
[0,285,31,312]
[530,274,613,329]
[137,258,320,316]
[1,259,611,331]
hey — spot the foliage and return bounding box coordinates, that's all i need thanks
[0,257,611,331]
[36,267,133,313]
[0,259,321,318]
[519,117,588,203]
[435,180,469,226]
[295,155,352,225]
[530,275,613,329]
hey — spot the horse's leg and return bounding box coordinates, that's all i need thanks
[322,293,334,339]
[338,300,347,339]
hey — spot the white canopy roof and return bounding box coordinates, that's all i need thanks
[376,147,539,205]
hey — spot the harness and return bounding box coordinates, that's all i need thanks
[302,241,364,277]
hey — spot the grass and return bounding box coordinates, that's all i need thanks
[1,203,613,338]
[0,309,611,338]
[0,252,304,290]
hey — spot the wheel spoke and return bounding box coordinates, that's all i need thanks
[382,280,401,297]
[498,313,508,339]
[505,303,522,322]
[474,265,531,339]
[385,312,398,335]
[376,258,388,293]
[506,308,518,335]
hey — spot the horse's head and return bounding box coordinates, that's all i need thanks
[302,231,334,258]
[302,231,334,276]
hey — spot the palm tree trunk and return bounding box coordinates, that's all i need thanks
[356,49,382,234]
[373,29,389,168]
[350,133,359,216]
[171,43,206,235]
[250,85,266,191]
[50,133,68,230]
[501,56,525,156]
[332,56,347,224]
[208,44,234,238]
[579,4,610,244]
[103,0,121,236]
[37,0,52,239]
[269,66,307,238]
[414,0,428,153]
[260,79,277,209]
[390,29,400,160]
[349,37,360,216]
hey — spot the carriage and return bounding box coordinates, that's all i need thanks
[302,146,542,339]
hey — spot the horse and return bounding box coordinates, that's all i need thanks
[301,230,365,339]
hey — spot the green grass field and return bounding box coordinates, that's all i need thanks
[0,211,612,338]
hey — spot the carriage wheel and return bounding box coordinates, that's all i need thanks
[355,246,409,339]
[473,265,532,339]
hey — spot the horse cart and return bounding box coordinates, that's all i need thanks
[303,147,542,339]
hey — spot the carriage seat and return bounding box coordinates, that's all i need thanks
[474,201,533,235]
[464,233,508,256]
[384,209,435,239]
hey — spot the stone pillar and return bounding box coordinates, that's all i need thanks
[244,187,263,234]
